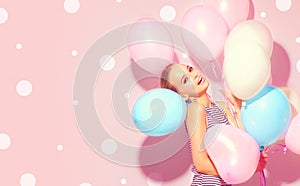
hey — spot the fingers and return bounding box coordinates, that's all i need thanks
[219,89,242,108]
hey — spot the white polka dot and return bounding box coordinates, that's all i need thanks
[160,5,176,22]
[276,0,292,12]
[260,11,267,18]
[16,80,32,97]
[146,173,163,186]
[0,8,8,24]
[296,59,300,73]
[0,133,11,150]
[101,138,117,155]
[116,0,122,3]
[124,92,129,99]
[296,37,300,43]
[99,55,115,71]
[120,178,127,184]
[80,183,92,186]
[16,43,23,50]
[57,145,63,151]
[64,0,80,14]
[72,50,78,56]
[20,173,36,186]
[182,53,189,59]
[73,99,79,106]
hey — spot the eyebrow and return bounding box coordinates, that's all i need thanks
[180,75,185,84]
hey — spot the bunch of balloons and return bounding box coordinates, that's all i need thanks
[128,0,296,185]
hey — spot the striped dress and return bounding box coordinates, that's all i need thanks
[186,102,232,186]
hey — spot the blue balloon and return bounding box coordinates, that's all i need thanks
[241,84,291,147]
[132,88,187,136]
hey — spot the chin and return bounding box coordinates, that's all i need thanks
[203,82,209,90]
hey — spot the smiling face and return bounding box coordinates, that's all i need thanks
[164,64,209,99]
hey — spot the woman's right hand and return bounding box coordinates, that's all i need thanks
[255,151,268,172]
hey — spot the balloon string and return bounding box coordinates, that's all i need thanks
[265,143,287,155]
[260,169,266,186]
[225,98,241,128]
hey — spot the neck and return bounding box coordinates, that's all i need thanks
[190,93,212,107]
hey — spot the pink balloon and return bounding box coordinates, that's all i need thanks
[205,125,260,184]
[181,5,228,61]
[285,113,300,154]
[127,18,175,74]
[206,0,250,30]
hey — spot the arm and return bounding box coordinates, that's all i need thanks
[186,102,219,176]
[225,103,244,130]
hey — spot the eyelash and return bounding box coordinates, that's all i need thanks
[183,77,188,84]
[183,66,193,84]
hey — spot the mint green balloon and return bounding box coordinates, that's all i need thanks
[132,88,187,136]
[242,84,291,147]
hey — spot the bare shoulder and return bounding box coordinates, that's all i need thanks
[187,101,207,117]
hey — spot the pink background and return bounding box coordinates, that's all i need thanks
[1,0,300,186]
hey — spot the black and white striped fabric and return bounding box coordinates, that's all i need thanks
[186,102,231,186]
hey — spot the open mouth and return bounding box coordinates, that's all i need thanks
[197,76,204,85]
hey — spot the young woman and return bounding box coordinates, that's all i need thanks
[160,64,267,186]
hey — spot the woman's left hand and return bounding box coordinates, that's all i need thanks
[220,90,243,113]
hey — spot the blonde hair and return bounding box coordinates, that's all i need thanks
[160,64,178,93]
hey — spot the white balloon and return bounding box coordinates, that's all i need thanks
[224,20,273,57]
[223,43,271,100]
